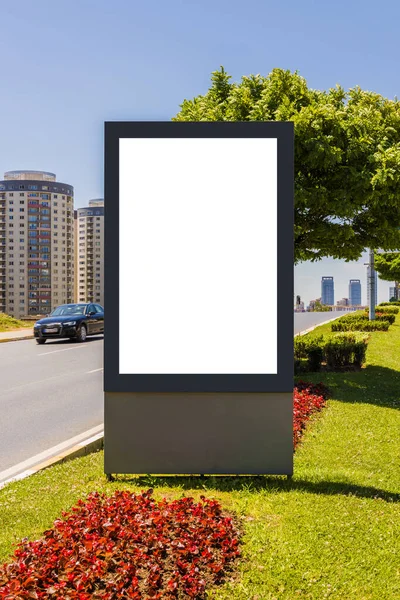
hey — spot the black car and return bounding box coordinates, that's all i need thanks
[33,303,104,344]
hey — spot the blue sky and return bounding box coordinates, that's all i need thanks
[1,0,399,304]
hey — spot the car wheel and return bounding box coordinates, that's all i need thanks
[75,324,87,343]
[36,338,46,345]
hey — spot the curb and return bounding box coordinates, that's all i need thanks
[295,314,344,337]
[0,335,34,343]
[0,425,104,489]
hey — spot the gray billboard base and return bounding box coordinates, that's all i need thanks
[104,392,293,476]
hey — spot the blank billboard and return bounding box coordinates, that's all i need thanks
[104,121,293,393]
[119,137,277,376]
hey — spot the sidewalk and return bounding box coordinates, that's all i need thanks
[0,328,34,342]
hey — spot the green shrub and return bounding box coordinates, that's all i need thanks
[378,301,400,306]
[376,313,396,324]
[365,306,399,315]
[294,332,369,372]
[339,313,368,322]
[341,312,395,325]
[332,320,390,332]
[324,333,369,369]
[294,335,324,372]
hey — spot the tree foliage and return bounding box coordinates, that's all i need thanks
[374,251,400,281]
[313,300,330,312]
[173,68,400,263]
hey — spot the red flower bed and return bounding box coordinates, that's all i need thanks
[0,490,240,599]
[293,381,329,448]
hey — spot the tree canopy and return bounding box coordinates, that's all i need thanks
[173,68,400,264]
[374,251,400,282]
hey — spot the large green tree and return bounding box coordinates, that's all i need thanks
[374,251,400,299]
[173,68,400,264]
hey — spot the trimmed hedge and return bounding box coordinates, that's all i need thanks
[294,335,324,372]
[294,332,369,372]
[365,305,399,315]
[340,312,396,325]
[378,301,400,306]
[332,319,390,331]
[324,333,369,369]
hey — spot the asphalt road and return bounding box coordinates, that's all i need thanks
[0,313,341,474]
[0,336,103,472]
[294,311,343,334]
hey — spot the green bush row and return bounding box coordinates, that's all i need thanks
[332,320,390,332]
[378,301,400,307]
[365,305,399,315]
[294,332,369,372]
[339,312,396,325]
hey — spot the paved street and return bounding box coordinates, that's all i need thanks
[0,336,103,472]
[0,314,341,474]
[294,311,343,335]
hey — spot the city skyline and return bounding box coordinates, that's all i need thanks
[1,1,399,304]
[296,270,394,309]
[295,256,393,307]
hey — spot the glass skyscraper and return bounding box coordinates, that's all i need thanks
[349,279,361,306]
[321,276,334,305]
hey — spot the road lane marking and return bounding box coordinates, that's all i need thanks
[87,368,103,373]
[38,346,88,356]
[1,372,75,394]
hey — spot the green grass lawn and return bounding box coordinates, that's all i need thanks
[1,317,399,598]
[0,313,32,332]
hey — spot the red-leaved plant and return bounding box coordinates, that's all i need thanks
[293,381,329,448]
[0,490,240,599]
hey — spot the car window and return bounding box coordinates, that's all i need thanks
[87,304,96,314]
[52,304,86,316]
[94,305,103,314]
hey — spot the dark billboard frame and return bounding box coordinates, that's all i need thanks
[104,121,294,394]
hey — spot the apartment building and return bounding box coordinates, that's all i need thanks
[0,170,74,318]
[75,199,104,306]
